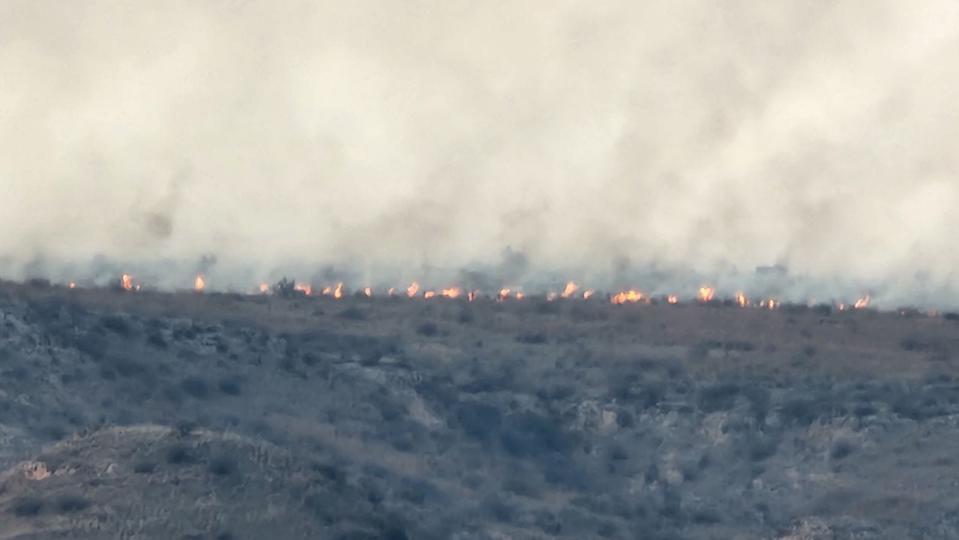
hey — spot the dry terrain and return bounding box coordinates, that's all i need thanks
[1,280,959,539]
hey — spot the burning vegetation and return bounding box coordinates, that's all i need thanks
[38,273,892,314]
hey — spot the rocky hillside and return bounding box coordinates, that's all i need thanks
[1,281,959,539]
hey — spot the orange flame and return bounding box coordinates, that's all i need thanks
[759,298,778,310]
[68,281,76,289]
[611,290,645,304]
[441,287,462,299]
[698,286,715,303]
[294,282,312,296]
[194,274,206,292]
[121,274,134,291]
[231,280,882,312]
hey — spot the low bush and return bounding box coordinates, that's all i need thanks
[690,507,722,524]
[76,333,108,359]
[746,434,779,462]
[208,455,238,476]
[501,412,576,458]
[698,383,740,412]
[454,401,502,442]
[180,376,210,399]
[133,460,156,474]
[830,439,855,460]
[100,314,131,336]
[166,444,195,465]
[457,308,475,323]
[516,332,548,345]
[416,322,439,337]
[55,494,90,513]
[146,331,167,348]
[217,377,242,396]
[11,496,44,517]
[780,397,834,426]
[482,494,515,523]
[339,307,366,320]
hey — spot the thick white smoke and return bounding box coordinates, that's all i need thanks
[2,1,959,306]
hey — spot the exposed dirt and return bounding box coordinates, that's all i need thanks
[1,281,959,539]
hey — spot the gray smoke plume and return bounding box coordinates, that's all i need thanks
[2,1,959,306]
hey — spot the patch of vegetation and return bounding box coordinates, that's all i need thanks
[166,444,195,465]
[55,494,90,513]
[780,396,837,426]
[500,412,576,458]
[698,383,740,412]
[339,306,366,320]
[180,376,210,399]
[690,507,722,524]
[208,455,238,476]
[457,308,475,323]
[272,277,299,298]
[516,332,548,344]
[133,460,156,474]
[812,304,833,316]
[217,377,242,396]
[11,496,44,517]
[147,330,167,349]
[416,322,439,337]
[454,401,502,442]
[746,433,779,462]
[75,333,108,358]
[100,314,131,336]
[830,439,855,460]
[482,494,515,523]
[113,358,149,378]
[852,403,878,417]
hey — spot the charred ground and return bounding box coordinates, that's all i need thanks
[1,281,959,539]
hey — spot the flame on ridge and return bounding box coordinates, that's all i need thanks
[103,275,888,314]
[698,286,715,303]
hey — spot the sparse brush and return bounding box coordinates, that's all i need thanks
[416,321,439,337]
[11,496,44,517]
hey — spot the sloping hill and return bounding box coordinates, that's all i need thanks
[1,282,959,538]
[0,425,407,539]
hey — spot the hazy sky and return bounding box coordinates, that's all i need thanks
[2,2,959,304]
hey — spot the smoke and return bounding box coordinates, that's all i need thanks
[2,1,959,306]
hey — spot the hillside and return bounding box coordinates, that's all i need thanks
[1,281,958,539]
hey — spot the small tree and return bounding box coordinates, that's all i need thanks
[273,277,297,298]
